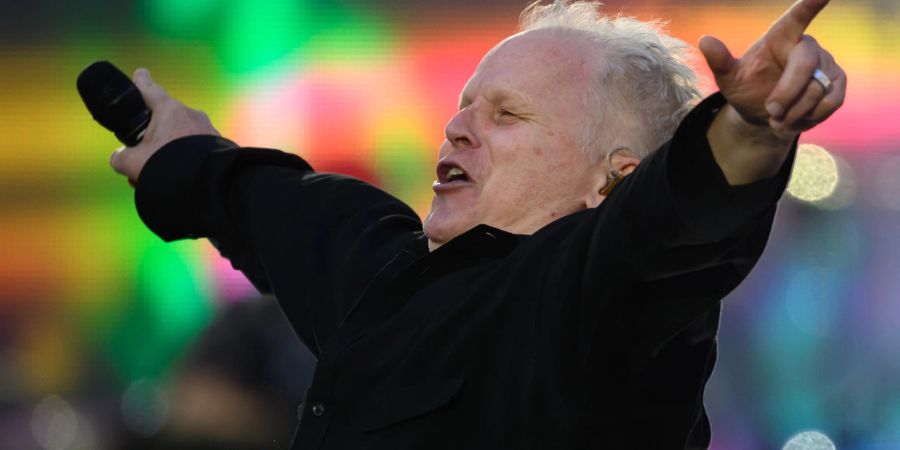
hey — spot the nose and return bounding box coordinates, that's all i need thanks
[444,105,481,151]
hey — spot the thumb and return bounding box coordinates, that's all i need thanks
[699,35,737,79]
[109,145,139,181]
[133,67,169,111]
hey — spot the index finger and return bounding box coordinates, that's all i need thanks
[767,0,830,44]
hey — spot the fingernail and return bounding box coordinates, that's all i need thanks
[766,102,783,118]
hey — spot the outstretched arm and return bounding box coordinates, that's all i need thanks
[107,70,423,356]
[701,0,846,186]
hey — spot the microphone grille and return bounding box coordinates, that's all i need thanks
[77,61,135,115]
[76,61,149,139]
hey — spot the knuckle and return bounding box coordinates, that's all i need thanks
[818,91,844,113]
[191,109,209,121]
[146,87,169,104]
[794,42,821,64]
[819,97,837,111]
[159,97,177,113]
[830,95,845,110]
[836,94,846,108]
[837,70,848,83]
[191,109,215,130]
[798,54,819,71]
[149,83,168,98]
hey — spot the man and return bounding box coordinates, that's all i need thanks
[109,0,845,448]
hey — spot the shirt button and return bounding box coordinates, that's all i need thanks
[311,403,327,417]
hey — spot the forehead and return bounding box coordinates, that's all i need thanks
[462,29,596,105]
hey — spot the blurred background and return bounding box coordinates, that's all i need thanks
[0,0,897,448]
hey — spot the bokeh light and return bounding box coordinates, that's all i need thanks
[120,378,169,437]
[31,396,78,450]
[787,143,840,204]
[815,154,857,211]
[782,430,836,450]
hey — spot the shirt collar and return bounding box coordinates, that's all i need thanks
[412,224,523,262]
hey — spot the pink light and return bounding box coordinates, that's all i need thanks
[802,72,900,152]
[206,252,258,304]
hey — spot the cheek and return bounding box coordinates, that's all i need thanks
[479,126,587,204]
[479,165,540,211]
[486,149,590,207]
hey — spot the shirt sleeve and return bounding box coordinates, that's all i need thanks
[619,92,794,248]
[536,92,796,347]
[592,92,794,275]
[566,93,796,446]
[660,92,794,243]
[133,136,423,355]
[604,91,793,345]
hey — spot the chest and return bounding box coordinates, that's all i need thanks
[337,260,545,389]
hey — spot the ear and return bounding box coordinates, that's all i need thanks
[583,149,641,208]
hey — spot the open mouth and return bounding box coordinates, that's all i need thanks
[435,162,472,186]
[444,167,469,182]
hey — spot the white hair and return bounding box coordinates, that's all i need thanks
[519,0,702,162]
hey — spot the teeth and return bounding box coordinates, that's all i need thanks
[447,167,465,178]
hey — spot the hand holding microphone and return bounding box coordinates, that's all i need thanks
[78,62,219,184]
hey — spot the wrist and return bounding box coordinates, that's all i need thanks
[707,104,796,185]
[722,104,797,148]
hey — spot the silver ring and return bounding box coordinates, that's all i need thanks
[811,68,832,92]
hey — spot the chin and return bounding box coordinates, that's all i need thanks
[423,210,469,247]
[423,216,450,246]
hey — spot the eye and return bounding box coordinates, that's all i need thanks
[498,108,518,118]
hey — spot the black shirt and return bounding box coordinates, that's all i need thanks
[134,93,794,449]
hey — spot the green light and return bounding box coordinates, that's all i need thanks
[142,0,219,39]
[101,239,212,380]
[304,12,394,62]
[136,240,212,344]
[219,0,313,73]
[141,0,393,75]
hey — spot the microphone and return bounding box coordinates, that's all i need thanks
[77,61,151,147]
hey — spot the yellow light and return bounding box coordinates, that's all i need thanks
[786,143,839,203]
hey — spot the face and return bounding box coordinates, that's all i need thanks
[424,30,607,249]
